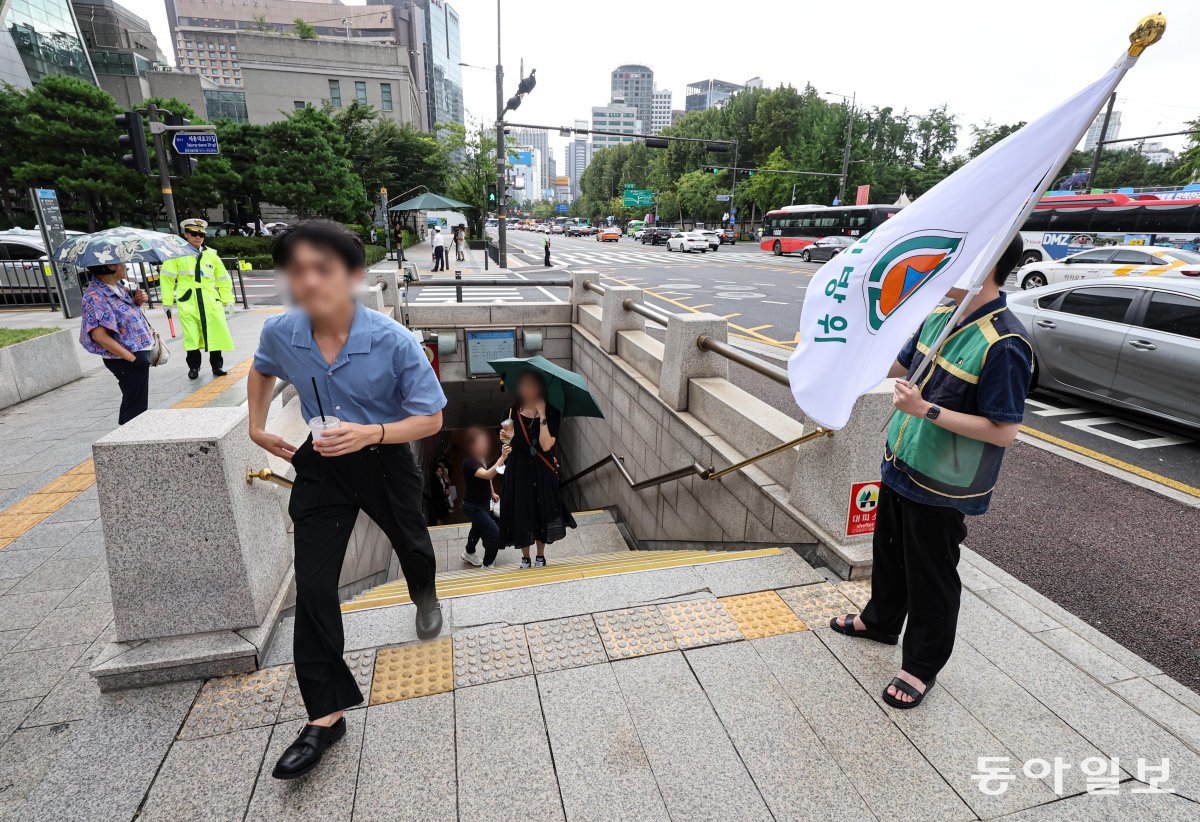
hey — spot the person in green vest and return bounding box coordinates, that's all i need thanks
[830,234,1033,710]
[161,218,234,379]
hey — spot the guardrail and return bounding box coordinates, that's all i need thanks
[0,261,59,308]
[696,334,789,386]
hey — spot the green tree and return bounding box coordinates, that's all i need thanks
[0,83,25,226]
[258,107,366,220]
[142,96,240,225]
[252,14,268,31]
[328,102,448,198]
[967,120,1027,158]
[213,120,267,228]
[441,121,496,239]
[293,18,317,39]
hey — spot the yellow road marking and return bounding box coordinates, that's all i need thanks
[723,313,741,319]
[747,324,773,332]
[1019,425,1200,499]
[692,303,713,309]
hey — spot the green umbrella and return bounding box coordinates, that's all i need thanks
[388,192,474,212]
[488,356,604,419]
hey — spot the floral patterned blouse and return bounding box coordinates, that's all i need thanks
[79,278,154,357]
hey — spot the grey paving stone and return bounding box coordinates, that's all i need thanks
[456,676,564,822]
[958,592,1200,803]
[6,557,101,595]
[139,726,271,822]
[1147,674,1200,715]
[0,546,57,581]
[526,615,608,674]
[817,629,1056,818]
[938,642,1111,796]
[262,615,295,667]
[538,664,667,822]
[593,605,677,660]
[0,628,29,656]
[991,788,1200,821]
[1037,627,1139,685]
[341,601,450,651]
[685,641,874,821]
[246,710,365,822]
[0,643,86,700]
[612,651,771,821]
[693,550,822,596]
[20,666,101,728]
[354,695,457,822]
[58,569,111,608]
[16,678,201,822]
[453,625,532,687]
[0,589,69,631]
[976,587,1061,633]
[0,697,38,746]
[0,722,77,821]
[958,558,1003,591]
[43,496,101,524]
[754,632,973,821]
[1109,677,1200,752]
[0,577,14,597]
[49,530,105,561]
[12,602,113,652]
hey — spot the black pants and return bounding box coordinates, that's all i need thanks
[463,501,501,566]
[861,484,967,682]
[102,353,151,425]
[289,439,438,720]
[432,246,446,271]
[185,349,224,371]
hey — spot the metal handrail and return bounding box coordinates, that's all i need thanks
[246,467,293,489]
[408,278,572,288]
[622,298,671,326]
[582,279,606,295]
[697,334,789,387]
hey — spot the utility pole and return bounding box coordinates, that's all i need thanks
[146,103,179,235]
[494,0,507,269]
[1088,92,1117,190]
[729,140,739,233]
[837,92,855,205]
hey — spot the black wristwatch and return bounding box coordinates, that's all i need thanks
[925,404,942,421]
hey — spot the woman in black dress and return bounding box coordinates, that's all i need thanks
[499,371,576,568]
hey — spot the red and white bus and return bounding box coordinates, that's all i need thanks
[758,204,901,255]
[1019,192,1200,264]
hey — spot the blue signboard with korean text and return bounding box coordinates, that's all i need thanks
[172,132,219,155]
[555,203,568,213]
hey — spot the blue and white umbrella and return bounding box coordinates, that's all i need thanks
[52,227,193,268]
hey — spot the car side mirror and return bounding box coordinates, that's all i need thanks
[1063,257,1073,264]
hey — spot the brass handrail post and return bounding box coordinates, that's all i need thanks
[246,467,294,490]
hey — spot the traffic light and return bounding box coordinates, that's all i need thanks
[704,166,719,173]
[116,111,151,175]
[644,137,669,149]
[486,183,498,209]
[165,113,196,178]
[705,141,733,152]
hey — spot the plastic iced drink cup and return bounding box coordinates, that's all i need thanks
[308,416,341,440]
[499,418,514,444]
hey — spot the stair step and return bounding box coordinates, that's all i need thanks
[342,548,784,613]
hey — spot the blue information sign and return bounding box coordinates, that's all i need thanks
[555,203,568,213]
[172,132,219,155]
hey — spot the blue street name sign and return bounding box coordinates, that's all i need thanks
[172,132,219,155]
[555,203,568,212]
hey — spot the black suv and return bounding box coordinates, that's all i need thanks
[641,226,677,245]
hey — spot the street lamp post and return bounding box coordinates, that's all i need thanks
[828,91,856,205]
[493,0,507,268]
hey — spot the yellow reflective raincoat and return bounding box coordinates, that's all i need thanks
[160,246,234,352]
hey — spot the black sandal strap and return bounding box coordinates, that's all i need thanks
[841,614,859,632]
[889,677,923,701]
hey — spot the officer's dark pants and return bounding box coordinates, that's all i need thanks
[185,349,224,371]
[288,438,438,719]
[860,484,967,683]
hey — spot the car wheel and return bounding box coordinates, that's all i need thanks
[1021,271,1047,289]
[801,250,811,262]
[773,241,782,256]
[1019,250,1041,266]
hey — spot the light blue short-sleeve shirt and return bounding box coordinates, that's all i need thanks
[254,302,446,425]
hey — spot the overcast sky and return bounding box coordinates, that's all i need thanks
[129,0,1199,170]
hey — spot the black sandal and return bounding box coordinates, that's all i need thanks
[882,676,935,710]
[828,614,899,645]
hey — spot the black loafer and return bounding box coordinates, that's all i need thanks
[415,600,443,639]
[272,717,346,780]
[212,367,228,377]
[187,368,199,380]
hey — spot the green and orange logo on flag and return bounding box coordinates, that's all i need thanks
[863,232,966,332]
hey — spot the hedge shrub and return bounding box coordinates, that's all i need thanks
[237,244,386,271]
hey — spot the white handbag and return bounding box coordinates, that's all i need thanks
[148,329,170,367]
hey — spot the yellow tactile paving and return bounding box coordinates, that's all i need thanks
[719,591,807,640]
[4,492,80,516]
[342,548,783,612]
[180,665,292,739]
[0,514,46,539]
[37,474,97,494]
[777,583,860,628]
[66,459,95,475]
[170,358,253,408]
[369,639,454,705]
[658,598,743,649]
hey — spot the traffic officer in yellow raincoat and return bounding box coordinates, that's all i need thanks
[161,219,234,378]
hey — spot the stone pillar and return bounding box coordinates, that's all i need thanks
[658,313,729,411]
[570,269,601,322]
[789,380,893,547]
[599,286,645,354]
[365,266,400,307]
[89,407,294,690]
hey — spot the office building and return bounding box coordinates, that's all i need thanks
[1,0,96,87]
[610,63,653,125]
[651,87,671,134]
[72,0,163,61]
[591,101,639,151]
[412,0,463,129]
[685,78,743,112]
[1139,141,1175,165]
[1083,109,1121,151]
[565,120,592,200]
[508,127,551,198]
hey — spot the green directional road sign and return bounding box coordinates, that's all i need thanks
[622,189,653,207]
[623,182,636,190]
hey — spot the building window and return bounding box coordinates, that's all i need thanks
[354,81,367,105]
[198,59,207,66]
[294,101,306,110]
[328,79,342,107]
[380,83,393,111]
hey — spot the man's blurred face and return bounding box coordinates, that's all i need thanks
[283,240,361,320]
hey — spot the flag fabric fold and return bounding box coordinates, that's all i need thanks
[787,50,1137,430]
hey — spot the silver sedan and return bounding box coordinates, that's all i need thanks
[1007,277,1200,432]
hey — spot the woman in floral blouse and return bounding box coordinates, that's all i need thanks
[79,263,155,424]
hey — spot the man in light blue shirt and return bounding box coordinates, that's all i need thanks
[247,220,446,780]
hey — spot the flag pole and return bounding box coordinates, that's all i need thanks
[901,14,1165,395]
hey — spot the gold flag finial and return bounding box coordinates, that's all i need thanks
[1129,13,1166,56]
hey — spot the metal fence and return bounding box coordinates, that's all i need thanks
[0,261,60,309]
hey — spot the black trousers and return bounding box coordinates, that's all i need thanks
[861,484,967,682]
[289,439,438,720]
[185,349,224,371]
[463,501,501,566]
[102,354,151,425]
[432,246,446,271]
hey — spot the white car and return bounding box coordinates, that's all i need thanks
[697,230,721,250]
[1016,245,1200,290]
[667,231,709,253]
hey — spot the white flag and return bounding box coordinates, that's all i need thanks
[787,51,1136,430]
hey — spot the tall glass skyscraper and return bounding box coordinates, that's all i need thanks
[414,0,463,130]
[2,0,96,86]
